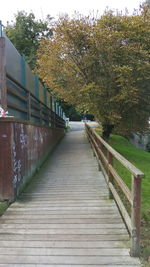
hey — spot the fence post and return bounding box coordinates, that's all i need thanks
[130,175,142,257]
[27,92,31,121]
[108,151,114,199]
[48,109,50,127]
[53,112,56,128]
[39,103,43,124]
[50,96,52,110]
[20,55,26,88]
[34,74,39,99]
[0,37,7,111]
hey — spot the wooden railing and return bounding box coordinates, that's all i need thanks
[6,74,65,129]
[85,123,144,257]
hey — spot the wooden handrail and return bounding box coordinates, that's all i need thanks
[94,130,144,178]
[85,123,144,257]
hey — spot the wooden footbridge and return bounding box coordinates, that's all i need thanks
[0,122,142,266]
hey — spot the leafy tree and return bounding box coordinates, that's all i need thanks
[4,11,53,69]
[145,0,150,7]
[58,101,82,121]
[36,10,150,140]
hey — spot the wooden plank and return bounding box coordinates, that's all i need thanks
[12,201,115,207]
[4,210,119,216]
[16,197,111,201]
[7,206,118,211]
[0,234,129,241]
[0,265,141,267]
[0,223,126,229]
[17,196,108,200]
[0,255,140,264]
[20,192,108,196]
[1,214,123,219]
[0,228,128,235]
[0,247,130,256]
[24,188,107,192]
[0,240,130,248]
[10,204,116,208]
[0,218,123,224]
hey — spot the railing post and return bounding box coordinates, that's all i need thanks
[0,37,7,111]
[53,112,56,128]
[130,175,142,257]
[97,136,102,171]
[39,103,43,124]
[92,131,96,157]
[27,92,31,121]
[90,130,95,155]
[108,151,114,199]
[48,109,51,127]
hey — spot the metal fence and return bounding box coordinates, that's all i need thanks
[0,21,65,128]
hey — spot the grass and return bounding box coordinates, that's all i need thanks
[0,201,9,216]
[95,126,150,263]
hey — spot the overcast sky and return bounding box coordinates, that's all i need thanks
[0,0,143,26]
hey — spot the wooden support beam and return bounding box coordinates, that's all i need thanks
[108,152,114,199]
[130,175,142,257]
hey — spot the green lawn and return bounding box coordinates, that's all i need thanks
[0,201,9,216]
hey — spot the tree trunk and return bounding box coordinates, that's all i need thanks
[102,124,114,141]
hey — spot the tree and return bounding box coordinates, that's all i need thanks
[4,11,53,69]
[145,0,150,7]
[36,10,150,140]
[58,101,82,121]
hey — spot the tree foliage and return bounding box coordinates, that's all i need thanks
[36,8,150,139]
[4,11,53,69]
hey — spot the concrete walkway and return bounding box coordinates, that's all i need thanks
[0,125,141,266]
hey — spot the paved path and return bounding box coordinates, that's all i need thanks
[0,126,141,266]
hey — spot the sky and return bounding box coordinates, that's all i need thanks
[0,0,143,26]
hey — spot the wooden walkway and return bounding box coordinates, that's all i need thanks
[0,126,141,266]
